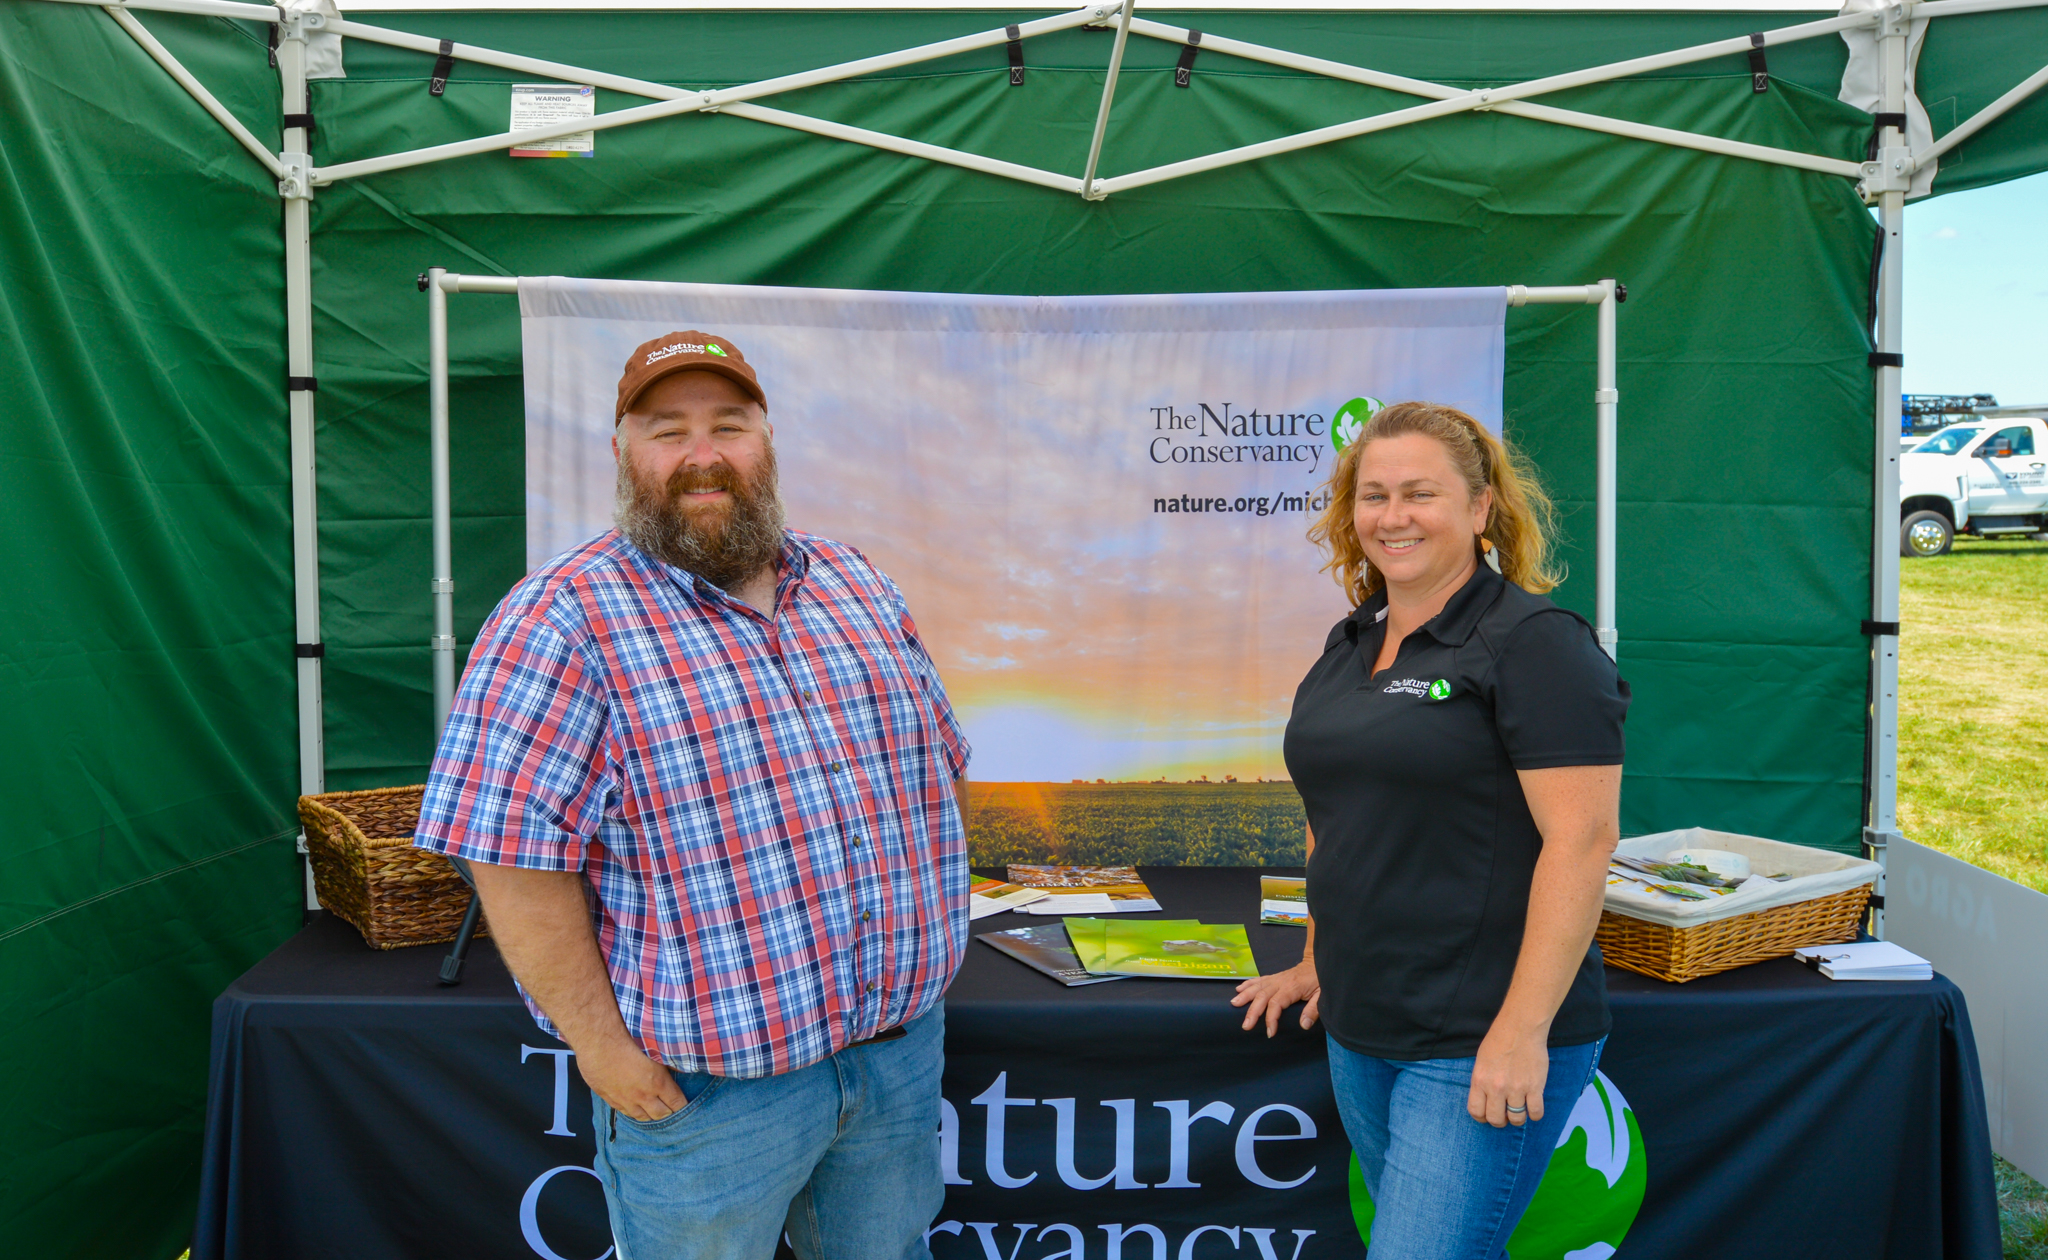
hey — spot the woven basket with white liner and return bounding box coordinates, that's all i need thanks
[1594,828,1880,983]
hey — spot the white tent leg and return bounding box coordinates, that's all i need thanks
[1865,7,1911,938]
[427,268,456,740]
[1595,279,1620,660]
[1080,0,1135,200]
[279,14,323,910]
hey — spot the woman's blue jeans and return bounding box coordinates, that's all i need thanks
[1327,1033,1606,1260]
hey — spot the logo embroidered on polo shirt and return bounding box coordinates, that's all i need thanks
[1382,678,1429,697]
[1427,679,1453,701]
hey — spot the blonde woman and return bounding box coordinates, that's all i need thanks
[1232,402,1629,1259]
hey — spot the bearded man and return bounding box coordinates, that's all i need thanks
[414,331,971,1260]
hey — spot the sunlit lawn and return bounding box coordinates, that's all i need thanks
[1897,536,2048,894]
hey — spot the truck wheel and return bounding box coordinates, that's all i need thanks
[1901,510,1953,557]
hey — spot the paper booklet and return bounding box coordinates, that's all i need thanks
[1792,941,1933,981]
[978,924,1129,986]
[968,877,1052,920]
[1064,918,1261,980]
[1006,865,1162,913]
[1260,876,1308,927]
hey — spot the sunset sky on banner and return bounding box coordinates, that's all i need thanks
[520,280,1504,783]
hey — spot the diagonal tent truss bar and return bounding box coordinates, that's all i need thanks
[60,0,2048,203]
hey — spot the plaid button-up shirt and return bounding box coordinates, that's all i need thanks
[414,529,970,1078]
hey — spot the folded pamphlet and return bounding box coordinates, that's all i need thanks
[977,924,1129,986]
[1022,893,1117,915]
[968,877,1052,920]
[1792,941,1933,981]
[1063,918,1260,980]
[1260,876,1308,927]
[1007,865,1162,913]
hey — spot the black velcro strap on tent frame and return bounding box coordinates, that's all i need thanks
[1869,351,1904,368]
[1747,33,1769,93]
[282,112,316,134]
[1861,620,1900,637]
[1006,26,1024,86]
[1175,31,1203,88]
[431,39,456,96]
[268,20,279,68]
[294,642,325,658]
[1867,111,1908,159]
[287,376,318,392]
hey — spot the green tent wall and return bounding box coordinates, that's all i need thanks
[3,3,2045,1255]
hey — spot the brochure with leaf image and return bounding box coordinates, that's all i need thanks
[1260,876,1308,927]
[977,924,1128,986]
[1006,865,1162,913]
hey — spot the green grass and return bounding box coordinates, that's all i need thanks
[2001,1156,2048,1260]
[966,780,1307,868]
[1897,536,2048,894]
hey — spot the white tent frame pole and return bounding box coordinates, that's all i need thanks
[1512,282,1620,658]
[1121,17,1864,180]
[427,268,455,738]
[103,5,283,178]
[1865,1,1912,938]
[1080,0,1136,200]
[313,4,1114,186]
[277,9,323,911]
[427,271,514,729]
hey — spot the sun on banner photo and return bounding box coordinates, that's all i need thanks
[520,279,1505,867]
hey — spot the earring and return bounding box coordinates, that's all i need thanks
[1480,536,1502,574]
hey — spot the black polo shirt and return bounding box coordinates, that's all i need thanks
[1284,565,1629,1061]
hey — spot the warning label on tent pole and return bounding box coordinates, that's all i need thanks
[510,84,596,158]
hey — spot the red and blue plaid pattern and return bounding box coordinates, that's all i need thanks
[414,530,970,1078]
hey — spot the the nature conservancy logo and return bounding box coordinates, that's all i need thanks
[644,341,723,365]
[1331,396,1384,451]
[1427,679,1453,701]
[1347,1070,1647,1259]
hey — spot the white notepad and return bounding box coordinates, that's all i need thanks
[1793,941,1933,981]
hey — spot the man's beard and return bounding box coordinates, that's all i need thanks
[614,442,786,593]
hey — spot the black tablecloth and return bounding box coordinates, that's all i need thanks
[194,866,1999,1260]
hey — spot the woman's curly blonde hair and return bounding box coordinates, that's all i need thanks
[1309,401,1560,606]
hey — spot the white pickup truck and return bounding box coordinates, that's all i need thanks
[1899,417,2048,556]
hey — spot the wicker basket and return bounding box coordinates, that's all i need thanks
[1596,883,1871,983]
[298,785,485,950]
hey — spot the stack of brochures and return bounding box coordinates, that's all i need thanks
[968,876,1051,920]
[1791,941,1933,981]
[1006,865,1163,915]
[1063,918,1261,980]
[976,924,1128,986]
[1260,876,1308,927]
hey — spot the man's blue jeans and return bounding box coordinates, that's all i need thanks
[1327,1033,1606,1260]
[591,1006,945,1260]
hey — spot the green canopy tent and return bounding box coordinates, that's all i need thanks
[3,0,2045,1253]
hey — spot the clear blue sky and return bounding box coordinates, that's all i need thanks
[1901,169,2048,408]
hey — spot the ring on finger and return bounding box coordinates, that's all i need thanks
[1505,1103,1527,1115]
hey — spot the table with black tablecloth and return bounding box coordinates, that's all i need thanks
[193,866,1998,1260]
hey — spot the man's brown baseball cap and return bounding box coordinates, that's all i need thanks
[615,331,765,423]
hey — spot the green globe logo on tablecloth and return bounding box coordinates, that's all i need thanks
[1332,397,1384,451]
[1347,1069,1646,1259]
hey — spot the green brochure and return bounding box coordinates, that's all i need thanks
[1064,918,1205,974]
[1098,920,1260,980]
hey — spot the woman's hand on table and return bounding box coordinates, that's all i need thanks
[1468,1017,1550,1128]
[1232,959,1321,1037]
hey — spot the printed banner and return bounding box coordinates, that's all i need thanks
[520,279,1505,866]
